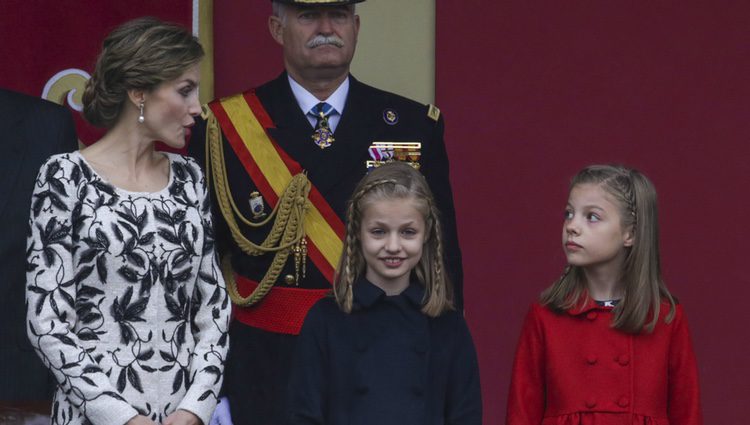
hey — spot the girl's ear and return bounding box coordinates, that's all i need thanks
[623,225,635,247]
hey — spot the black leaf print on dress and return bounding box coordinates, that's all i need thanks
[77,285,105,298]
[91,180,117,198]
[48,192,68,211]
[27,154,230,424]
[96,255,107,282]
[46,161,61,180]
[154,206,174,226]
[74,265,94,284]
[115,208,139,229]
[170,366,192,395]
[49,179,68,197]
[51,333,76,347]
[37,219,71,268]
[111,222,124,242]
[198,390,214,401]
[171,367,184,394]
[117,266,139,283]
[137,349,154,362]
[172,162,186,181]
[139,232,155,245]
[58,291,75,312]
[112,287,148,344]
[127,365,144,393]
[172,252,190,268]
[170,182,185,197]
[116,367,127,393]
[70,165,81,185]
[71,203,87,235]
[183,162,197,183]
[202,365,222,385]
[31,193,47,217]
[158,229,180,245]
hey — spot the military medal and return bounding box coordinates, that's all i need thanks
[366,141,422,171]
[383,108,399,125]
[248,191,266,219]
[311,104,335,149]
[312,124,335,149]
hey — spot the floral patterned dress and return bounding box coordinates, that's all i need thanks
[25,151,230,425]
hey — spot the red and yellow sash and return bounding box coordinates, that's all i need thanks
[208,90,345,283]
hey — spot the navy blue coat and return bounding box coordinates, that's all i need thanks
[287,279,481,425]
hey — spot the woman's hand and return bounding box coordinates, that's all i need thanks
[126,415,157,425]
[163,409,202,425]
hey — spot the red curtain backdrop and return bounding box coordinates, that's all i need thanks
[0,1,194,145]
[436,2,750,424]
[212,2,282,98]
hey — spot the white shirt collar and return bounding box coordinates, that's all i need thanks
[288,74,349,116]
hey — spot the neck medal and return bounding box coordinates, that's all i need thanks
[312,114,335,149]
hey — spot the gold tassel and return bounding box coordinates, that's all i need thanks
[206,110,311,306]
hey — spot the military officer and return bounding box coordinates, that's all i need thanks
[189,1,462,424]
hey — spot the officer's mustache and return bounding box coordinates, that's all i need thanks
[307,35,345,48]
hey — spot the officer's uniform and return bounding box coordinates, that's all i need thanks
[189,72,462,424]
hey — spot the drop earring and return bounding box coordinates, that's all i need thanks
[138,102,145,123]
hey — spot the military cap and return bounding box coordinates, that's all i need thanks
[272,0,366,5]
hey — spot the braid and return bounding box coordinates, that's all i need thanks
[421,199,453,316]
[625,170,638,224]
[351,179,397,204]
[617,170,637,224]
[334,198,365,313]
[341,211,359,312]
[428,200,443,286]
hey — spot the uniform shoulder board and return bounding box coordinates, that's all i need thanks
[201,103,212,120]
[427,104,441,122]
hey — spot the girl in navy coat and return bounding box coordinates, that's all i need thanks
[287,162,481,425]
[507,165,702,425]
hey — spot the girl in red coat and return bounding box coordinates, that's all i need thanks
[507,165,702,425]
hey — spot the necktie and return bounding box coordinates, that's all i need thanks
[310,102,335,149]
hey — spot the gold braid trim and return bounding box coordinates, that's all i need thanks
[206,109,311,307]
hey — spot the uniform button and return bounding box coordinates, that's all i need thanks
[412,386,424,397]
[284,274,295,285]
[355,385,369,395]
[413,345,427,355]
[585,399,597,409]
[616,354,630,366]
[618,396,630,407]
[586,312,598,320]
[355,341,368,352]
[585,355,598,365]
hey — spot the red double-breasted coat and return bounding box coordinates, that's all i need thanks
[506,300,702,425]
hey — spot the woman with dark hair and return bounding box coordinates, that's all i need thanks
[25,17,230,425]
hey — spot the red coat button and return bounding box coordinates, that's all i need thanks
[585,399,597,409]
[617,354,630,366]
[586,355,598,365]
[618,396,630,407]
[586,312,598,320]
